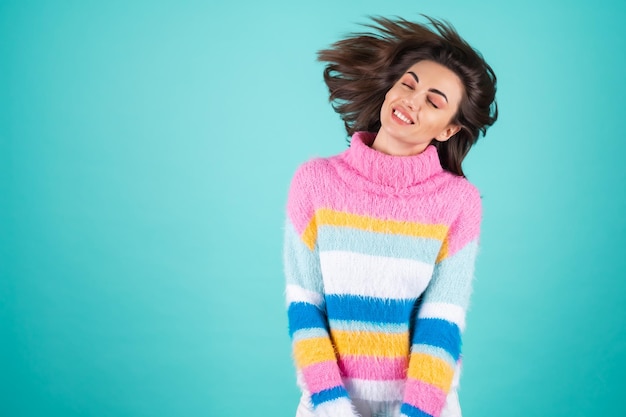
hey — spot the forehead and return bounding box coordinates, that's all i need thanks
[403,60,464,101]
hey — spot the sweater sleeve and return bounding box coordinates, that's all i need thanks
[284,163,360,417]
[400,187,482,417]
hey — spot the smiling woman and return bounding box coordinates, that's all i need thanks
[318,16,497,176]
[283,16,498,417]
[375,60,464,156]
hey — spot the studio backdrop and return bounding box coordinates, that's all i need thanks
[1,1,625,416]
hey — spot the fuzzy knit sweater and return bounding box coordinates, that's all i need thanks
[284,131,482,417]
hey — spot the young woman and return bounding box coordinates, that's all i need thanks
[284,16,497,417]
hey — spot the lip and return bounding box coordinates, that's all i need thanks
[391,107,415,125]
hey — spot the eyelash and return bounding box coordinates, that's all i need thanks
[401,82,439,109]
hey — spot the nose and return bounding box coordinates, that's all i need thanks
[403,90,427,111]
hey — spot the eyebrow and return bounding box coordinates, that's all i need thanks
[407,71,449,103]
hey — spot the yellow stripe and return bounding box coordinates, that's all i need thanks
[331,329,410,358]
[300,208,449,253]
[293,337,337,368]
[407,352,454,391]
[301,216,318,251]
[318,209,448,239]
[436,238,449,263]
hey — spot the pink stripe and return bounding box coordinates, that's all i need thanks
[338,356,407,380]
[403,378,447,417]
[287,155,481,255]
[301,361,345,394]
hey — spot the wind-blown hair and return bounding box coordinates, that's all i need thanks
[317,16,498,176]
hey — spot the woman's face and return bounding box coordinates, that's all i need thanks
[375,60,464,156]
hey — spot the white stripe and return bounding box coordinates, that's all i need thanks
[319,251,433,299]
[295,370,309,394]
[286,284,324,307]
[344,378,404,402]
[417,302,466,331]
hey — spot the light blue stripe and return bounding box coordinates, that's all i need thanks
[411,344,457,368]
[292,327,329,342]
[424,240,478,308]
[284,220,324,294]
[329,319,408,334]
[318,225,442,264]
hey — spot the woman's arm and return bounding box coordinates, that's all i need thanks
[401,188,482,417]
[284,163,360,417]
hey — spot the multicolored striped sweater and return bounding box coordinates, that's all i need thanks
[284,132,482,417]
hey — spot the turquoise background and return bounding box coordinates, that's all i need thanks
[1,1,625,416]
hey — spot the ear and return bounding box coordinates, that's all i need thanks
[435,124,461,142]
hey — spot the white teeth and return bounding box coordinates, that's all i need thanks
[394,109,412,124]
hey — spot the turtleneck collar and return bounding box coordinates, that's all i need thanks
[340,131,444,189]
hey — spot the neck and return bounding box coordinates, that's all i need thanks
[370,129,429,156]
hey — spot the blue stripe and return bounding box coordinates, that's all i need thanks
[288,302,328,337]
[318,225,441,264]
[311,386,349,407]
[401,403,434,417]
[325,295,416,324]
[412,318,461,360]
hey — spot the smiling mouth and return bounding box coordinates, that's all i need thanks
[393,108,414,124]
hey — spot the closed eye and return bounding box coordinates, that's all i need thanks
[401,82,414,90]
[428,99,439,109]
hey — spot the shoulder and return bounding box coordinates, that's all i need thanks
[454,175,482,208]
[289,154,346,197]
[286,156,338,214]
[437,172,482,221]
[438,171,481,202]
[289,157,335,189]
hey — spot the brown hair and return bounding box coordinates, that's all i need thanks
[317,16,498,176]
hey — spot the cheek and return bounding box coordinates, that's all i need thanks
[381,94,392,115]
[382,92,391,108]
